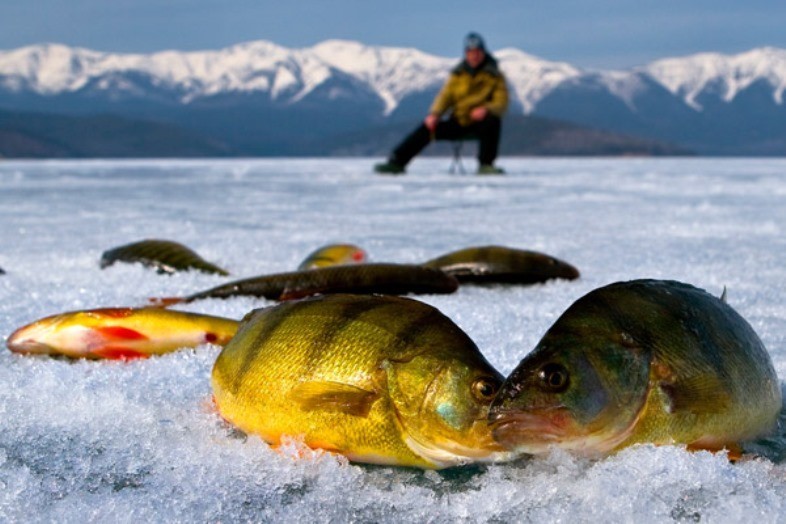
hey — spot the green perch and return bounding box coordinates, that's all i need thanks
[100,239,230,276]
[422,245,580,284]
[489,279,781,458]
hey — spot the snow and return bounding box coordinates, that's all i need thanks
[1,157,785,522]
[644,47,786,110]
[3,39,785,115]
[494,48,581,113]
[311,40,452,115]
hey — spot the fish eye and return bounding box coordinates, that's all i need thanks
[538,363,570,393]
[471,378,498,401]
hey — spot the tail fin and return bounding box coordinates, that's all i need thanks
[148,296,186,308]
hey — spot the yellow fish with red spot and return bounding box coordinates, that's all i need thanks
[297,243,368,270]
[7,307,239,360]
[212,294,517,469]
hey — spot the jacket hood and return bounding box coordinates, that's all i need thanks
[453,54,501,76]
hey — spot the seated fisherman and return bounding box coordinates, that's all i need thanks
[375,32,509,175]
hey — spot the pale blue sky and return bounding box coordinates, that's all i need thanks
[1,0,784,68]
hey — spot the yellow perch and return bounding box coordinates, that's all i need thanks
[212,294,517,469]
[7,307,239,360]
[489,279,782,457]
[297,243,368,270]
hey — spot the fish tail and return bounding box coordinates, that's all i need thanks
[148,296,186,308]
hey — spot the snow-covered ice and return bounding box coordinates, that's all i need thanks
[1,157,785,522]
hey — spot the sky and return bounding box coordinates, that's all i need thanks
[0,1,785,69]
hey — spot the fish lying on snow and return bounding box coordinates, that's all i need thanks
[100,239,229,276]
[422,245,579,284]
[211,294,517,469]
[488,279,782,457]
[7,307,239,359]
[297,243,368,270]
[152,263,459,305]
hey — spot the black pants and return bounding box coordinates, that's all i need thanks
[390,115,502,167]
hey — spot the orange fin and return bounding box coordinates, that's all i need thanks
[148,296,185,307]
[278,288,306,301]
[686,442,743,462]
[91,346,149,360]
[96,326,148,340]
[201,395,219,414]
[91,308,135,319]
[272,436,341,460]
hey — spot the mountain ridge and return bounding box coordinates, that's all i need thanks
[3,39,784,112]
[1,40,785,155]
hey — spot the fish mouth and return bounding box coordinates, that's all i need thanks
[490,409,638,457]
[560,264,580,280]
[403,432,518,468]
[488,410,571,454]
[6,335,55,355]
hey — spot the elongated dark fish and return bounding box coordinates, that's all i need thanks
[100,239,229,276]
[422,245,579,284]
[153,263,459,305]
[0,266,4,275]
[489,279,781,458]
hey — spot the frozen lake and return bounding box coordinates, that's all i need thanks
[1,157,785,522]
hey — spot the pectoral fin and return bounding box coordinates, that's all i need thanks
[95,326,148,340]
[291,381,380,417]
[91,346,148,360]
[659,373,731,415]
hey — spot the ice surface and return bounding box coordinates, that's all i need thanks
[1,157,785,522]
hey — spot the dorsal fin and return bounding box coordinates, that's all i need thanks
[719,286,728,303]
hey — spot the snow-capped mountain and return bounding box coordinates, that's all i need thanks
[1,40,785,154]
[643,47,786,110]
[0,41,360,103]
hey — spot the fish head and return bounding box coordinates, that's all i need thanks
[6,312,81,355]
[6,308,134,357]
[297,244,368,270]
[489,321,651,457]
[534,253,580,280]
[386,349,516,467]
[7,322,58,354]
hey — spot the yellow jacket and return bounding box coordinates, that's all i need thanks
[429,57,509,127]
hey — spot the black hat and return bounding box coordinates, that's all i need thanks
[464,32,486,52]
